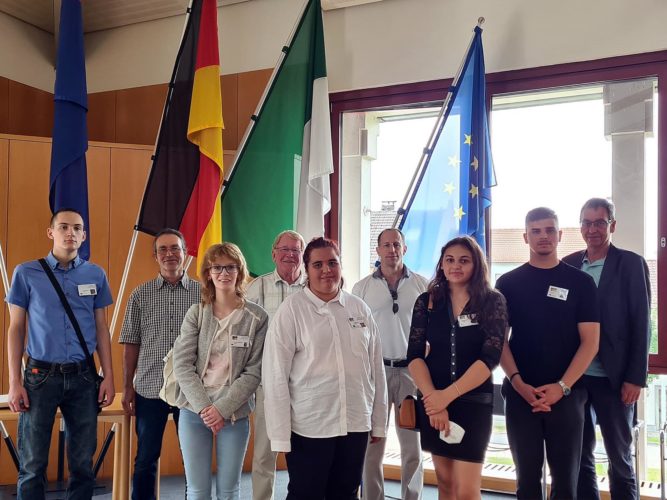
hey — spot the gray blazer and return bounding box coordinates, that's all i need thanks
[563,244,651,389]
[173,300,268,418]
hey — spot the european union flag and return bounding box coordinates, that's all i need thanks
[50,0,90,260]
[400,26,495,277]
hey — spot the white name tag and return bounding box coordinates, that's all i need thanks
[547,285,569,301]
[458,314,478,327]
[231,335,250,348]
[348,317,367,328]
[78,284,97,296]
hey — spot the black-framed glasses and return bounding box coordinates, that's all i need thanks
[390,290,399,314]
[580,219,612,229]
[209,264,239,275]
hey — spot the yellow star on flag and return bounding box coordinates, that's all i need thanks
[469,184,479,198]
[448,155,461,168]
[470,156,479,171]
[454,206,465,221]
[443,182,456,195]
[464,134,472,145]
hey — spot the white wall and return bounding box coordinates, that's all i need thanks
[324,0,667,91]
[0,12,54,91]
[3,0,667,93]
[85,0,305,93]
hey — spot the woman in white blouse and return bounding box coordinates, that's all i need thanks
[173,243,268,500]
[262,236,388,500]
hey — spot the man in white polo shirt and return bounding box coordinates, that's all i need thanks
[352,228,428,500]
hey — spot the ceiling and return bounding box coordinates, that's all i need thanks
[0,0,383,35]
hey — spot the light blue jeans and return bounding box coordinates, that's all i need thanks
[178,408,249,500]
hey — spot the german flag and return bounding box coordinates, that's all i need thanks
[136,0,223,273]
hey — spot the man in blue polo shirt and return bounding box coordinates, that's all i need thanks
[6,208,115,499]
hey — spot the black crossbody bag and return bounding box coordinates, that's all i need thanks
[38,259,104,412]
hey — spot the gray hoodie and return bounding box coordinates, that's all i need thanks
[173,300,268,419]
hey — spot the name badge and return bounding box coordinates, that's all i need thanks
[458,314,478,327]
[78,284,97,296]
[348,317,366,328]
[231,335,250,348]
[547,285,569,301]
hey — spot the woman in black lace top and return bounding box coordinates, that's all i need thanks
[407,236,507,499]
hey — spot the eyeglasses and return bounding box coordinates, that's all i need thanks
[157,245,183,256]
[209,264,239,275]
[390,290,399,314]
[580,219,612,229]
[275,246,302,254]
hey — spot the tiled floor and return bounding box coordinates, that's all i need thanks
[0,471,516,499]
[87,471,516,499]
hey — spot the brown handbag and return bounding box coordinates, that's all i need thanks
[398,395,418,430]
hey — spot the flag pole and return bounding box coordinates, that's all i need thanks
[221,0,311,198]
[0,241,10,298]
[107,230,139,340]
[393,17,485,228]
[108,0,197,341]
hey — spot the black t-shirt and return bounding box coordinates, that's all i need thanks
[495,261,599,387]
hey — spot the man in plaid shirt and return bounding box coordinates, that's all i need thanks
[247,230,306,500]
[119,229,200,500]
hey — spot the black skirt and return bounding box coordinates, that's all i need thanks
[417,395,493,463]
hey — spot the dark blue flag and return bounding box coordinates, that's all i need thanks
[400,26,495,277]
[50,0,90,259]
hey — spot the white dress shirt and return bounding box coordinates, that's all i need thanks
[352,267,429,360]
[262,287,388,452]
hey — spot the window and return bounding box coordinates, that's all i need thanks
[330,50,667,488]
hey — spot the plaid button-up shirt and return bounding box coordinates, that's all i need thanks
[119,273,201,398]
[246,269,306,322]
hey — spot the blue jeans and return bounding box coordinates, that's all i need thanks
[178,409,249,500]
[132,393,180,500]
[577,375,637,500]
[17,360,99,500]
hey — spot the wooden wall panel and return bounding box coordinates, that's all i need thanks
[237,69,273,145]
[6,138,52,267]
[0,78,8,134]
[115,84,168,146]
[3,137,63,482]
[107,147,154,384]
[88,91,117,143]
[0,139,10,484]
[85,144,117,479]
[7,82,54,138]
[87,146,112,271]
[107,146,187,476]
[221,74,239,151]
[0,138,8,491]
[0,139,8,394]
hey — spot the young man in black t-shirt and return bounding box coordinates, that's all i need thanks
[497,207,600,500]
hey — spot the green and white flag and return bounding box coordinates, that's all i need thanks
[221,0,333,276]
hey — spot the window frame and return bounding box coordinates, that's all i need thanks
[329,49,667,372]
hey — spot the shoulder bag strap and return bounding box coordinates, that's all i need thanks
[38,259,98,376]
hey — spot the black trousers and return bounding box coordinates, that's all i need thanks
[503,379,586,500]
[285,431,369,500]
[577,375,637,500]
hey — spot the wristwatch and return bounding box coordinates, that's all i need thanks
[558,380,571,396]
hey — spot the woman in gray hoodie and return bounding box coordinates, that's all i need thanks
[173,242,268,500]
